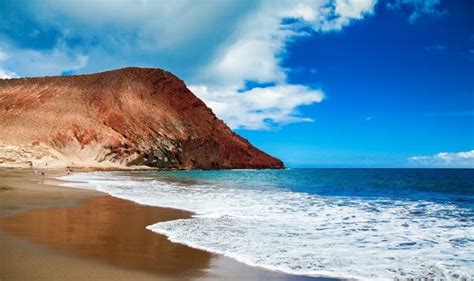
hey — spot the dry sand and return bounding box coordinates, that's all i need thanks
[0,168,334,281]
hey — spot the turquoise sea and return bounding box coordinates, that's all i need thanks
[63,168,474,280]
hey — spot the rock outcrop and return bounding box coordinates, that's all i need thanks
[0,67,283,169]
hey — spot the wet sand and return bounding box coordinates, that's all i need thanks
[0,168,337,281]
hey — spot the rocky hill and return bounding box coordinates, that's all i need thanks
[0,67,283,169]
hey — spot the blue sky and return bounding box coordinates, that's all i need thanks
[0,0,472,167]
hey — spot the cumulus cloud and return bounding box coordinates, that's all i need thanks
[190,84,324,130]
[0,41,87,78]
[318,0,377,31]
[198,0,377,87]
[190,0,376,129]
[386,0,446,23]
[409,150,474,167]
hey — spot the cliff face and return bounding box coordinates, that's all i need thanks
[0,67,283,169]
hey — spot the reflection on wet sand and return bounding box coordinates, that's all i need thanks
[0,196,211,279]
[0,190,336,281]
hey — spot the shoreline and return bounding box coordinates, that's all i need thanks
[0,168,335,281]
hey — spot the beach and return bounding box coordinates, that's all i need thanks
[55,168,474,280]
[0,168,329,281]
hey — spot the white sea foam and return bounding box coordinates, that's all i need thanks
[61,172,474,280]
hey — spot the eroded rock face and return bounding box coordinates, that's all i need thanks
[0,67,283,169]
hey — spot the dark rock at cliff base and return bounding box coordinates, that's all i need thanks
[0,67,284,169]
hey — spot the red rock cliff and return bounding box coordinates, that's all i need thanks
[0,67,284,169]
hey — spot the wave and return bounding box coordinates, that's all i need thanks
[60,171,474,280]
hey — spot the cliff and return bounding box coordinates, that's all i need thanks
[0,67,283,169]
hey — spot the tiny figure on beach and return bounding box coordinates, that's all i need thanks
[40,169,46,176]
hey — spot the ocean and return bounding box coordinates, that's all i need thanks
[61,168,474,280]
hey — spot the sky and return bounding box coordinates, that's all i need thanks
[0,0,472,168]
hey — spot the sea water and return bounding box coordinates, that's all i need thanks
[61,169,474,280]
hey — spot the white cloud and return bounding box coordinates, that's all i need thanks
[409,150,474,167]
[0,41,88,78]
[30,0,255,52]
[190,0,376,129]
[198,0,377,87]
[1,0,259,84]
[319,0,377,31]
[292,3,318,21]
[190,84,324,130]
